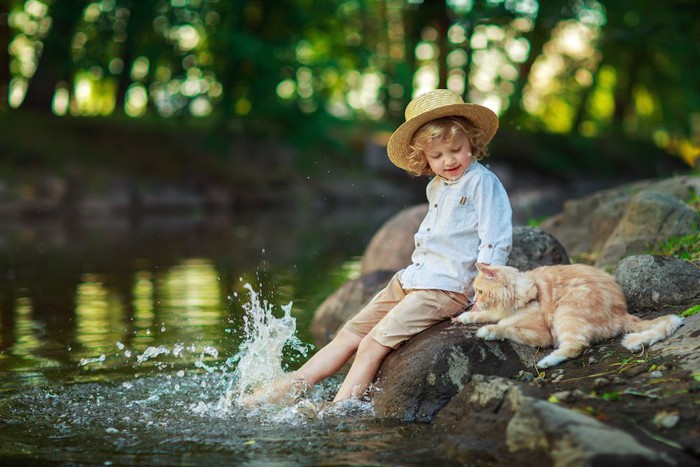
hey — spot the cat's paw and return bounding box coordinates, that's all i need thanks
[536,354,566,369]
[451,312,471,324]
[476,325,499,340]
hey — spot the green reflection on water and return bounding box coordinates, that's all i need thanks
[75,274,126,351]
[12,296,39,357]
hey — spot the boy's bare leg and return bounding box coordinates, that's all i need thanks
[242,328,362,404]
[333,335,391,402]
[292,328,363,385]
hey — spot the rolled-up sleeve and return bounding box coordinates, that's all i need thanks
[473,173,512,265]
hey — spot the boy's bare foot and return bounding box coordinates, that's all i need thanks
[238,375,309,407]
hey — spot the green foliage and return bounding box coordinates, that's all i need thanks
[648,188,700,261]
[3,0,699,176]
[651,231,700,262]
[680,304,700,318]
[600,391,622,402]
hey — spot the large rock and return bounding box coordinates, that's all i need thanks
[541,175,700,265]
[370,320,535,421]
[540,182,650,261]
[508,226,569,270]
[432,375,697,466]
[309,270,395,346]
[614,255,700,310]
[656,312,700,374]
[597,191,698,268]
[360,204,427,274]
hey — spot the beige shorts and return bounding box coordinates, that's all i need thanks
[343,272,470,349]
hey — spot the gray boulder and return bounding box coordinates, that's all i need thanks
[432,375,696,466]
[614,255,700,310]
[540,181,651,261]
[508,226,569,270]
[370,320,535,421]
[360,204,427,274]
[597,191,698,268]
[541,175,700,265]
[655,312,700,374]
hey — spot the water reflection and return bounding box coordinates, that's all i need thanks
[132,269,155,329]
[160,259,223,330]
[0,206,396,370]
[11,295,40,358]
[75,274,125,352]
[0,206,429,464]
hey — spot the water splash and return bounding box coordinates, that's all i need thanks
[71,283,374,424]
[225,284,311,407]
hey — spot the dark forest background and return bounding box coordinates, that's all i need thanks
[1,0,698,209]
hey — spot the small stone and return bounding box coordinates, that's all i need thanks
[610,376,625,385]
[653,410,680,429]
[593,377,610,389]
[588,356,598,364]
[549,368,565,380]
[649,371,663,379]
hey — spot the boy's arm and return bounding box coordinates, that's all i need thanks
[473,174,512,266]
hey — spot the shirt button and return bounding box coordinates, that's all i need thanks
[488,244,493,249]
[434,203,438,208]
[416,243,421,247]
[427,228,431,231]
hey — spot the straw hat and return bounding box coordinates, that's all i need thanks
[387,89,499,171]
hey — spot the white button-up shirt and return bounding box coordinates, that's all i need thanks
[400,160,512,294]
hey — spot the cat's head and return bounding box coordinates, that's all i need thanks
[473,264,535,315]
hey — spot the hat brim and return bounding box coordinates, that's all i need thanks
[387,103,499,171]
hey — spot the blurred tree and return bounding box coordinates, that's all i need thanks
[113,0,159,114]
[0,1,10,110]
[499,1,576,128]
[3,0,697,166]
[589,0,700,138]
[209,0,294,124]
[22,0,89,110]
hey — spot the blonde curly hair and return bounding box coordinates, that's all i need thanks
[405,116,489,177]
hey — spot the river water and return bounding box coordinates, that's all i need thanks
[0,206,457,465]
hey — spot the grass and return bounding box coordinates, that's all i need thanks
[651,231,700,262]
[648,188,700,262]
[680,304,700,317]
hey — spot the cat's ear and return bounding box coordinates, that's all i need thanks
[477,264,498,280]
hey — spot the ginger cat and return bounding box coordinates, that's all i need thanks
[454,263,683,368]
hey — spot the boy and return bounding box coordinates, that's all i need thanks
[247,89,512,404]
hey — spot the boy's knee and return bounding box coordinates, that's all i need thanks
[334,328,363,348]
[357,335,391,357]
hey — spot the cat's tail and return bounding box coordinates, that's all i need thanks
[621,314,683,351]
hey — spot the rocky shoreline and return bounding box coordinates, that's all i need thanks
[310,175,700,465]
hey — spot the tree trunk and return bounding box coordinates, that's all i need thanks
[435,5,449,90]
[22,0,89,111]
[500,2,570,126]
[0,7,11,109]
[612,49,642,133]
[569,69,597,134]
[114,0,158,113]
